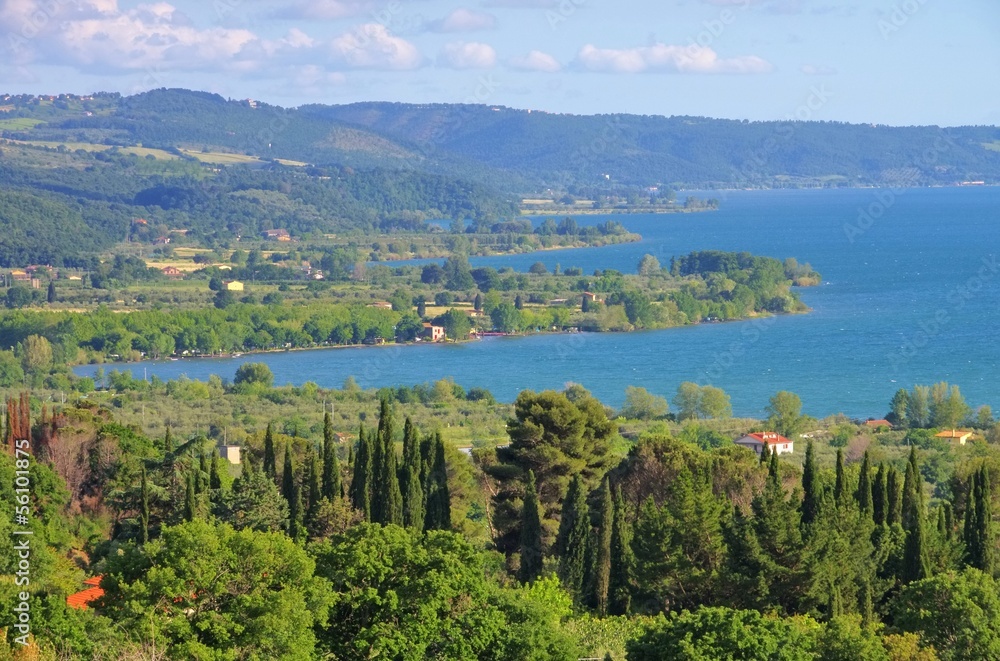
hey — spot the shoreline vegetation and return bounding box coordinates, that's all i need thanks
[0,251,820,379]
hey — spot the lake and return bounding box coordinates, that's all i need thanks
[76,186,1000,419]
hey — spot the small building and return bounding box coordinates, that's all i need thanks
[161,266,184,278]
[262,229,291,241]
[582,291,603,303]
[865,419,893,430]
[223,280,244,292]
[334,432,353,444]
[368,301,393,310]
[935,429,974,445]
[9,270,29,282]
[66,576,104,610]
[218,444,242,464]
[735,432,794,456]
[422,323,446,342]
[153,236,171,245]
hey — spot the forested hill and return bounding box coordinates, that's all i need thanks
[307,102,1000,188]
[3,89,999,191]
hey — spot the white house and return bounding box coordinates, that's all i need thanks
[735,432,794,456]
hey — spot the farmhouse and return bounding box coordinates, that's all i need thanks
[223,280,244,291]
[422,323,446,342]
[935,429,974,445]
[735,432,794,456]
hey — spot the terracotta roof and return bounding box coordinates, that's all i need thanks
[742,432,791,446]
[66,586,104,610]
[865,419,893,427]
[83,575,103,586]
[935,430,973,439]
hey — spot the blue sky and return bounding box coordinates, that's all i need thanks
[2,0,997,125]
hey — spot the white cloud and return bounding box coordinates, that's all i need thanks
[330,23,423,70]
[576,42,773,74]
[428,8,497,32]
[438,41,497,69]
[508,50,561,73]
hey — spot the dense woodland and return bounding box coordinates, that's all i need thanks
[3,372,1000,659]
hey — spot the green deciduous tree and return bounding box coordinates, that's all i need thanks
[767,391,805,438]
[98,520,331,660]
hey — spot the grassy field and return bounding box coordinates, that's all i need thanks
[179,149,263,165]
[5,139,179,160]
[984,141,1000,153]
[0,117,45,130]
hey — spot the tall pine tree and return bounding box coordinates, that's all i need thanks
[210,452,222,491]
[519,470,544,584]
[305,447,322,529]
[282,445,295,507]
[834,448,846,505]
[887,465,903,526]
[555,474,590,603]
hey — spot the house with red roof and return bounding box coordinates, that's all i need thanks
[735,432,794,456]
[865,419,893,430]
[66,576,104,610]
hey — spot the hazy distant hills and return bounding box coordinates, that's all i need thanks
[308,101,1000,188]
[6,89,999,190]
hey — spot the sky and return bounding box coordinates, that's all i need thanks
[1,0,998,126]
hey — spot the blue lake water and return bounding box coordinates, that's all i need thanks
[77,187,1000,419]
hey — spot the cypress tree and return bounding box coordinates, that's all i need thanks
[801,440,821,525]
[197,453,209,494]
[140,465,150,544]
[46,280,56,304]
[210,452,222,490]
[901,452,930,582]
[400,417,425,530]
[834,448,846,505]
[887,466,902,526]
[281,445,295,507]
[519,470,544,584]
[322,411,342,499]
[856,451,873,514]
[371,398,403,526]
[162,427,176,493]
[590,478,613,615]
[964,471,979,566]
[608,487,635,616]
[263,422,276,480]
[184,471,196,522]
[350,425,373,520]
[760,442,770,465]
[306,447,322,527]
[424,432,451,530]
[555,474,590,603]
[872,463,887,526]
[288,480,304,543]
[977,467,994,574]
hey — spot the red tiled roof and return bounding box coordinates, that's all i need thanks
[83,575,102,586]
[66,586,104,610]
[865,419,892,427]
[743,432,791,446]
